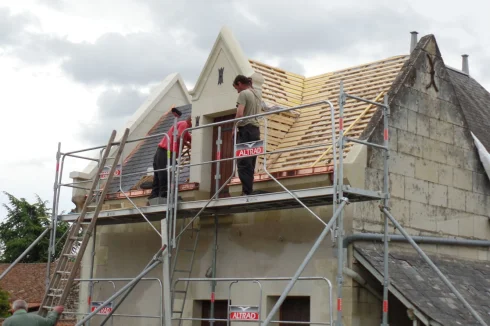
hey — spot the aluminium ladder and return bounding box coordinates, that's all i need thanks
[38,128,130,317]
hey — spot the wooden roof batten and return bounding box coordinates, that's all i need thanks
[249,55,408,176]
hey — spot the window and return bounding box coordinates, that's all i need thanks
[201,300,229,326]
[279,296,310,326]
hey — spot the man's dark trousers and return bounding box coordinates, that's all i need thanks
[150,147,170,198]
[237,124,260,195]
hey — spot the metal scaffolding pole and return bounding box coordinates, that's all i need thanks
[162,220,172,326]
[86,224,97,326]
[77,247,167,326]
[261,199,348,326]
[99,258,157,326]
[382,207,488,326]
[0,228,50,281]
[46,142,61,289]
[210,126,222,326]
[381,95,391,326]
[336,82,346,326]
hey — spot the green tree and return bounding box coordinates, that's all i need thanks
[0,287,9,318]
[0,192,69,263]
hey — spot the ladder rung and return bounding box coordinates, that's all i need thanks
[174,269,191,273]
[70,236,83,240]
[49,288,62,292]
[172,310,183,313]
[56,271,71,274]
[48,293,62,298]
[63,253,77,257]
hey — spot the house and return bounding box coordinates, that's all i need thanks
[0,263,78,325]
[63,27,490,326]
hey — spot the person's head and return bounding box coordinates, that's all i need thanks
[12,300,28,312]
[185,115,192,127]
[233,75,253,93]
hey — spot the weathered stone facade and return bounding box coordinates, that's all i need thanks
[354,35,490,261]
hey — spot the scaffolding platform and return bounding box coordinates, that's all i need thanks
[59,186,385,225]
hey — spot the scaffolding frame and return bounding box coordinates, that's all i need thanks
[2,82,487,326]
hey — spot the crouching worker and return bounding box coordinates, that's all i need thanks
[233,75,262,196]
[149,115,192,200]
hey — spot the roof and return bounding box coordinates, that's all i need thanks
[250,55,408,172]
[448,69,490,152]
[355,244,490,326]
[0,263,53,306]
[0,262,78,323]
[109,55,409,194]
[107,104,192,194]
[106,32,490,193]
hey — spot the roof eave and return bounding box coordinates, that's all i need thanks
[353,248,437,326]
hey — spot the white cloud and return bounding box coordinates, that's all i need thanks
[1,0,490,223]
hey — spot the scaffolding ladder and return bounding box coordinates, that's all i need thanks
[170,219,200,324]
[38,128,130,317]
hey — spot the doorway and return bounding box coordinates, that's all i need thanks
[210,114,235,198]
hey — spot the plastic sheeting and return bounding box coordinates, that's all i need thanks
[471,132,490,180]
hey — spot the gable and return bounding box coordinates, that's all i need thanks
[75,73,191,179]
[106,104,193,194]
[190,26,255,102]
[199,47,241,99]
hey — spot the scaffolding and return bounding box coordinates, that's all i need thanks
[1,82,487,326]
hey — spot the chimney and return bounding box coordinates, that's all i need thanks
[410,31,418,53]
[462,54,469,75]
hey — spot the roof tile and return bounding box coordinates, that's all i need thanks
[356,244,490,325]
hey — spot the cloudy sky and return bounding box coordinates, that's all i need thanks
[1,0,489,220]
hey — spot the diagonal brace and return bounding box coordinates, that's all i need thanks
[382,208,488,326]
[261,199,348,326]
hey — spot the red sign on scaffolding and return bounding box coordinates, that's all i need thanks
[235,140,264,158]
[229,306,259,320]
[100,165,122,180]
[90,301,113,315]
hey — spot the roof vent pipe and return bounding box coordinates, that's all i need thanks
[410,31,418,53]
[462,54,469,75]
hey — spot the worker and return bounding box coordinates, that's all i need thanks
[232,75,262,196]
[3,300,64,326]
[148,115,192,200]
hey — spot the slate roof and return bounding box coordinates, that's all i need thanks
[448,69,490,152]
[355,245,490,326]
[107,104,192,193]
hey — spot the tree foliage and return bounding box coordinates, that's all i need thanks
[0,287,9,318]
[0,192,69,263]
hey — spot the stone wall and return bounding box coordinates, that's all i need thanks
[354,36,490,260]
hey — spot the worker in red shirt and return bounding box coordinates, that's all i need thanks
[149,115,192,200]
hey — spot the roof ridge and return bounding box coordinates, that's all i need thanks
[305,54,409,81]
[248,59,306,79]
[446,65,469,77]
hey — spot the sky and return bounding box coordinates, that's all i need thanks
[1,0,489,221]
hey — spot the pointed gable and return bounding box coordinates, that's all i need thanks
[74,73,191,178]
[190,26,256,102]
